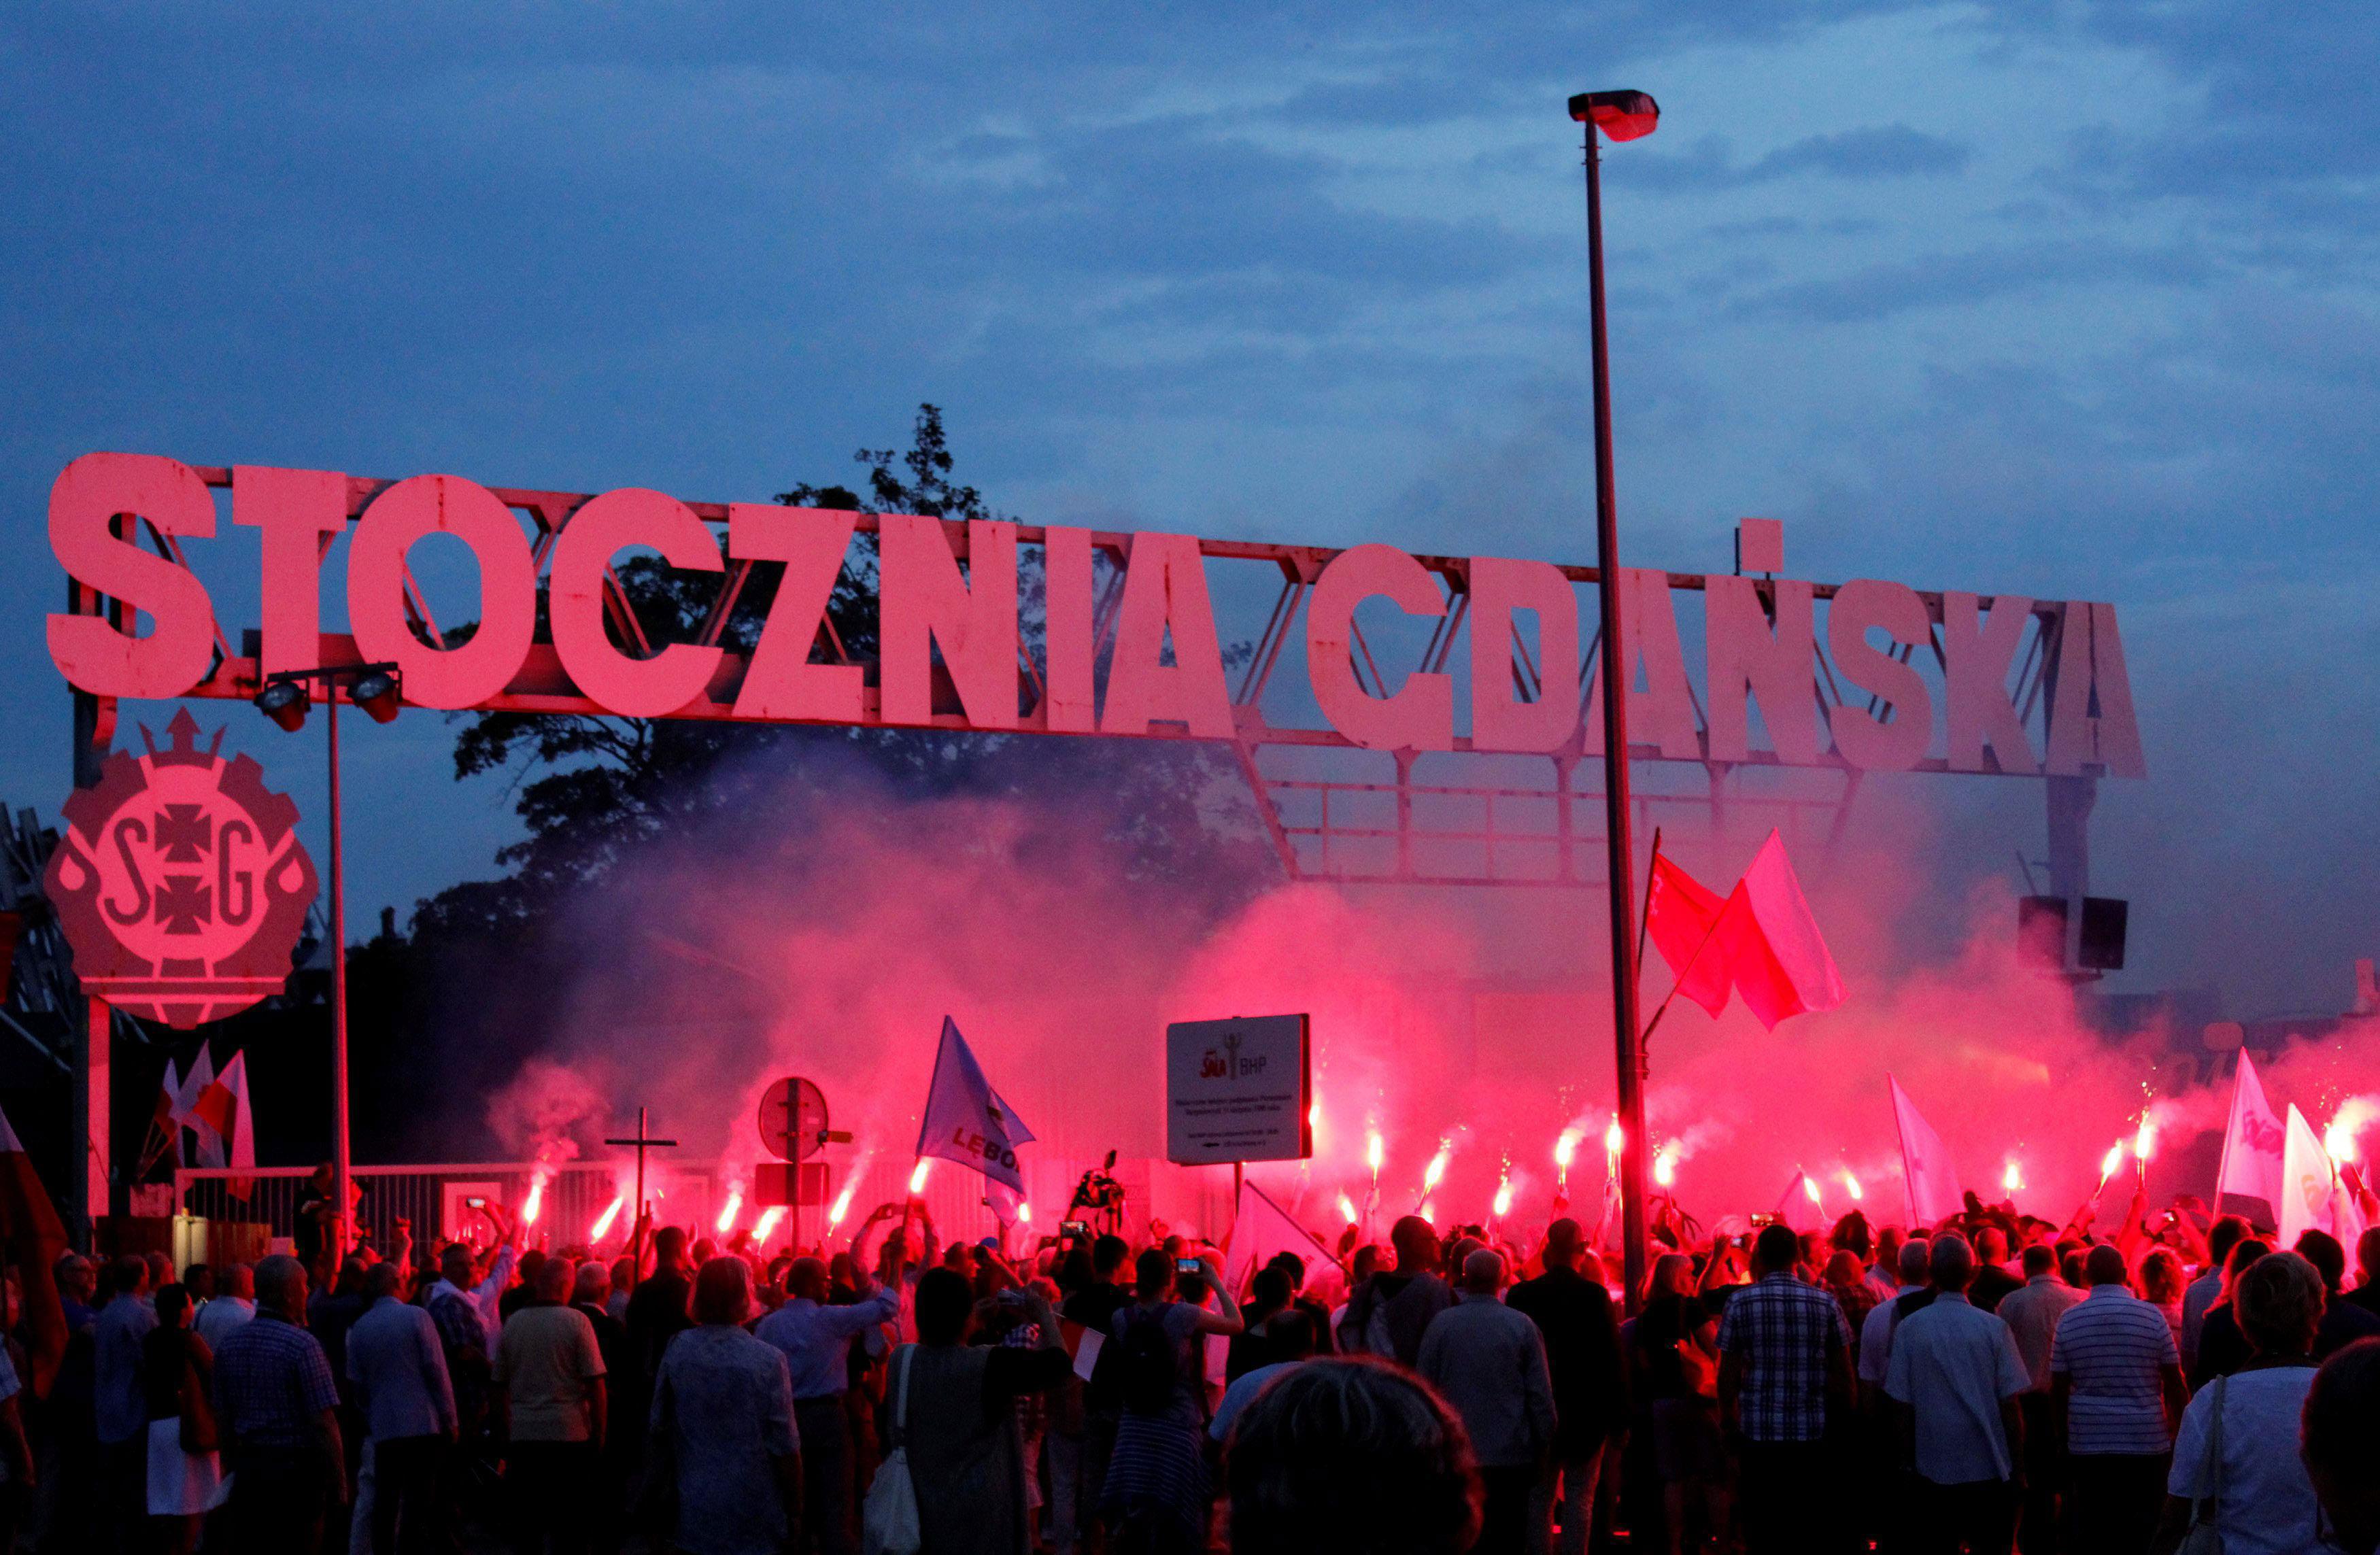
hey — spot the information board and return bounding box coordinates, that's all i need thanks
[1165,1014,1312,1165]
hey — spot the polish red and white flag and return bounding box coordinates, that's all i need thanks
[1645,830,1844,1030]
[190,1050,256,1197]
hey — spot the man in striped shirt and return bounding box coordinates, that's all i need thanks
[2050,1245,2188,1555]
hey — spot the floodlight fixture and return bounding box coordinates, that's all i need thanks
[350,668,403,724]
[1567,90,1660,141]
[254,679,311,732]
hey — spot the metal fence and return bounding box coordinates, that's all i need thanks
[170,1152,1240,1255]
[171,1161,724,1250]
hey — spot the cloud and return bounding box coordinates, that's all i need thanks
[1616,124,1970,192]
[1727,237,2212,322]
[1746,123,1970,180]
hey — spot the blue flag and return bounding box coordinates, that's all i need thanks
[916,1016,1036,1195]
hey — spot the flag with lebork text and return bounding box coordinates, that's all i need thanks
[916,1017,1035,1196]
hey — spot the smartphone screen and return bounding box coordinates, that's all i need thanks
[1175,1257,1201,1274]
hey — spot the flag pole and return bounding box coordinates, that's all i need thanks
[2213,1052,2242,1214]
[1580,117,1651,1316]
[1633,827,1662,975]
[900,1157,920,1259]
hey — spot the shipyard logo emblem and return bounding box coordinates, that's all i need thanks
[46,710,318,1028]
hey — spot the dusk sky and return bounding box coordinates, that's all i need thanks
[4,5,2372,1018]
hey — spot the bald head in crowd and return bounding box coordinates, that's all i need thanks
[533,1254,574,1301]
[1461,1249,1505,1295]
[1542,1218,1584,1268]
[54,1252,93,1304]
[254,1254,308,1318]
[572,1261,609,1307]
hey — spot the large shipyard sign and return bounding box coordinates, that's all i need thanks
[44,453,2141,884]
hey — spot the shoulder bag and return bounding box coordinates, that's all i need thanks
[862,1344,923,1555]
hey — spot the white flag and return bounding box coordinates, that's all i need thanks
[218,1051,255,1177]
[1890,1076,1962,1229]
[2332,1172,2368,1257]
[2281,1104,2336,1250]
[1775,1168,1822,1233]
[1727,832,1848,1029]
[2215,1049,2285,1223]
[915,1017,1034,1196]
[157,1059,183,1167]
[1225,1179,1340,1303]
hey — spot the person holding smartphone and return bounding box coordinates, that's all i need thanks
[1102,1249,1242,1552]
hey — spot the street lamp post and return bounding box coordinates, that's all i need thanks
[255,662,401,1260]
[1567,88,1661,1312]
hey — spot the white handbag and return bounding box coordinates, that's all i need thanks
[862,1344,923,1555]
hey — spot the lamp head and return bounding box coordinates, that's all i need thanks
[349,668,402,724]
[1567,90,1659,141]
[254,679,311,733]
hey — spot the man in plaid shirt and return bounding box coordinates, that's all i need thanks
[215,1254,346,1554]
[1718,1224,1856,1554]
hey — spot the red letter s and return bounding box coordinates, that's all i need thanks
[46,453,220,699]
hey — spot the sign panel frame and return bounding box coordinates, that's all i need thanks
[1165,1014,1312,1166]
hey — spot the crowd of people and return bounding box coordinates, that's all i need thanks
[4,1168,2380,1555]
